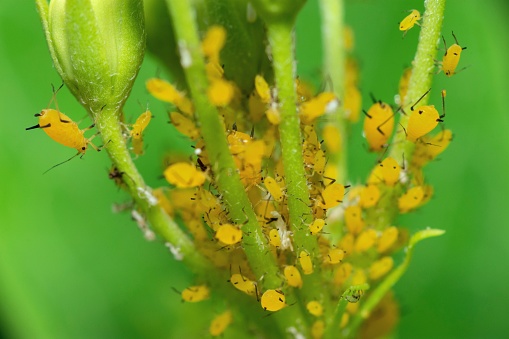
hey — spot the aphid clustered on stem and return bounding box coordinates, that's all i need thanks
[33,0,459,337]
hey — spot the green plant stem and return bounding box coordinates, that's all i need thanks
[94,106,211,273]
[164,0,281,288]
[367,0,447,229]
[319,0,347,185]
[324,283,369,339]
[346,229,445,337]
[389,0,447,161]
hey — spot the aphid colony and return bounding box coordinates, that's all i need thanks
[29,19,459,336]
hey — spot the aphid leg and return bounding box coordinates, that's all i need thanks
[376,113,394,135]
[410,88,432,111]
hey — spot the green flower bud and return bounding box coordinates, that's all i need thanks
[250,0,306,24]
[36,0,145,115]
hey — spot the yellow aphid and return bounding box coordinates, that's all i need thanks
[412,129,453,168]
[333,262,353,286]
[300,92,339,124]
[406,89,446,142]
[268,229,282,247]
[215,224,243,245]
[181,285,210,302]
[205,60,224,81]
[338,233,354,255]
[320,183,346,209]
[351,269,367,286]
[344,85,362,122]
[399,9,421,34]
[284,266,303,288]
[344,26,355,51]
[169,112,199,140]
[354,229,378,252]
[207,79,234,107]
[345,57,359,86]
[359,184,381,208]
[322,124,342,153]
[146,78,181,103]
[131,136,144,156]
[261,289,286,312]
[311,320,325,339]
[325,248,346,265]
[310,218,326,235]
[264,176,284,202]
[307,301,323,317]
[346,301,359,314]
[229,273,256,296]
[313,150,327,176]
[26,108,99,155]
[398,67,412,105]
[441,32,467,77]
[202,25,226,60]
[369,256,394,280]
[377,226,399,253]
[255,75,271,104]
[131,110,152,139]
[378,157,402,186]
[209,310,232,337]
[398,186,425,213]
[345,205,365,235]
[164,162,206,188]
[266,106,281,125]
[363,101,394,152]
[299,251,314,275]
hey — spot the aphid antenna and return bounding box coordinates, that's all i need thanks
[410,88,432,111]
[43,152,81,174]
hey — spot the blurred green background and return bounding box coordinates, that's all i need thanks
[1,0,508,338]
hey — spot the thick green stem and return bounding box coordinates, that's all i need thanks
[346,229,445,337]
[164,0,281,288]
[389,0,446,161]
[319,0,347,185]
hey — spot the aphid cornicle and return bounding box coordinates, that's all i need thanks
[440,31,467,77]
[405,89,446,142]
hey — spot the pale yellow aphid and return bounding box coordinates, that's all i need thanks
[131,110,152,139]
[324,248,346,265]
[261,289,286,312]
[205,60,225,81]
[215,224,243,245]
[406,89,446,143]
[284,265,303,288]
[412,129,453,168]
[398,67,412,105]
[202,25,226,61]
[440,32,467,77]
[340,313,350,328]
[146,78,194,116]
[311,320,325,339]
[369,256,394,280]
[164,162,206,188]
[313,150,327,175]
[354,229,378,252]
[309,218,325,235]
[399,9,421,34]
[345,205,365,235]
[333,262,353,286]
[266,106,281,125]
[338,233,354,255]
[229,273,257,296]
[351,269,367,287]
[398,186,425,213]
[264,176,284,202]
[306,301,324,317]
[369,157,401,186]
[319,183,346,209]
[209,310,232,337]
[207,79,235,107]
[131,136,144,156]
[300,92,339,124]
[181,285,210,302]
[269,229,282,247]
[359,184,381,208]
[363,100,394,152]
[299,251,314,275]
[169,112,200,140]
[322,124,342,153]
[255,75,271,104]
[377,226,399,253]
[344,85,362,123]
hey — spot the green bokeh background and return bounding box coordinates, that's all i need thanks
[1,0,508,338]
